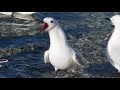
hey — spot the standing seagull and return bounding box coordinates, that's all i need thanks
[0,12,12,16]
[0,12,36,21]
[42,17,87,75]
[105,15,120,74]
[11,12,36,21]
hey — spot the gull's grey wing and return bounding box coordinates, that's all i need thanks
[44,50,50,63]
[73,52,87,66]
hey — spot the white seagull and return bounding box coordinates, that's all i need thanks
[0,12,12,15]
[105,15,120,73]
[0,12,36,21]
[42,17,87,74]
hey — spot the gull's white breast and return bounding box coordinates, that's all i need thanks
[107,30,120,70]
[49,44,75,70]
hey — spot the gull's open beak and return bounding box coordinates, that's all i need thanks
[42,22,49,30]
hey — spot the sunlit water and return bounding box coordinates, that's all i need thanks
[0,12,119,78]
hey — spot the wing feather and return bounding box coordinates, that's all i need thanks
[73,52,87,66]
[44,50,50,63]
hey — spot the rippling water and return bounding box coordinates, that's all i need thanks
[0,12,119,78]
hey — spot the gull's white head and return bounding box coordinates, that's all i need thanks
[110,15,120,26]
[42,17,58,31]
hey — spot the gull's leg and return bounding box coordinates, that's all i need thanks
[114,70,120,78]
[72,70,76,78]
[55,67,59,77]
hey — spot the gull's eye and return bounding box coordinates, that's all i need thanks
[51,21,53,23]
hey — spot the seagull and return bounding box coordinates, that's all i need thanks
[105,15,120,74]
[0,12,12,16]
[11,12,36,21]
[0,12,36,21]
[42,17,87,76]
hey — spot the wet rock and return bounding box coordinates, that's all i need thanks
[0,17,42,38]
[0,12,119,78]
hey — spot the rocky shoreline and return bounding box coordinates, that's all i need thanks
[0,12,119,78]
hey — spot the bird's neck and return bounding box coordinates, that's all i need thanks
[108,25,120,51]
[109,25,120,44]
[48,26,69,47]
[112,25,120,36]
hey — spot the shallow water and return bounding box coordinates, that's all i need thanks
[0,12,119,78]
